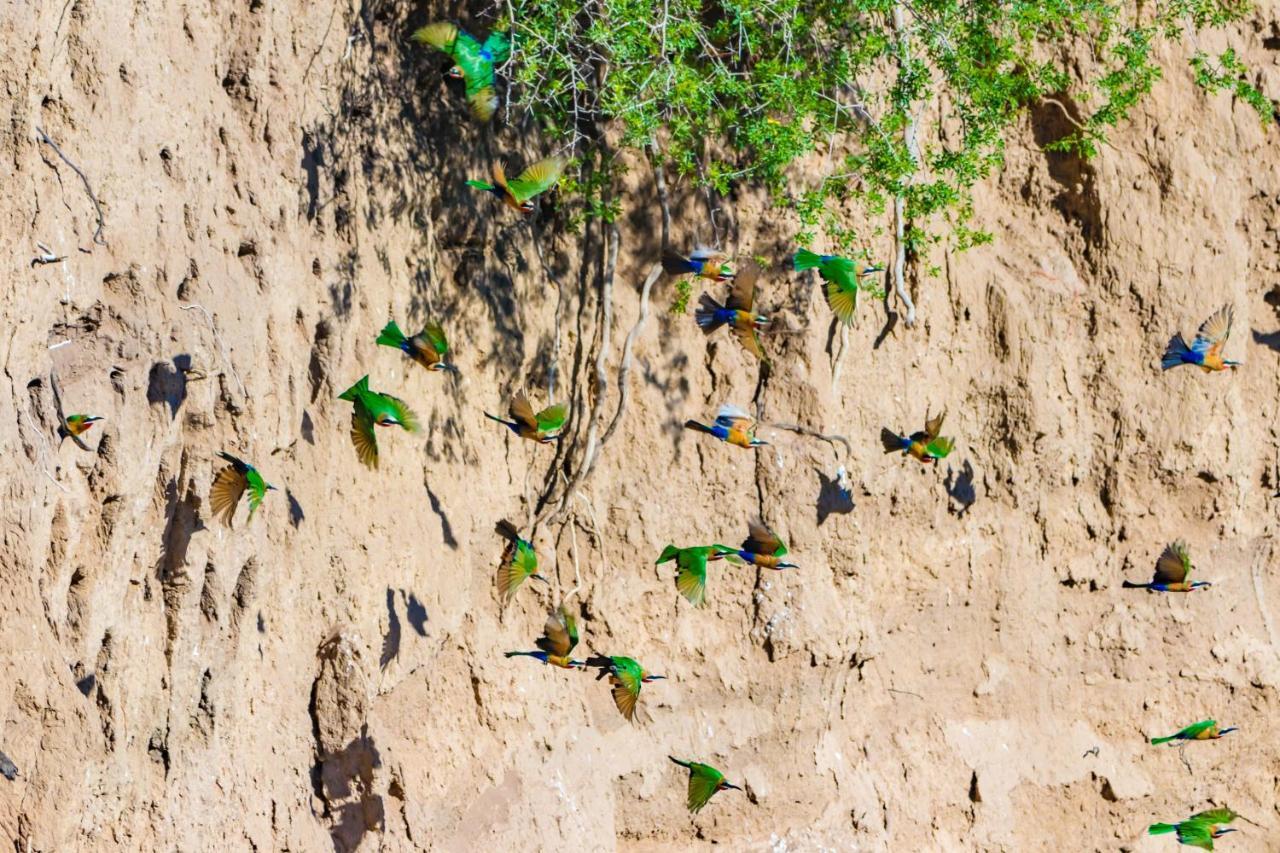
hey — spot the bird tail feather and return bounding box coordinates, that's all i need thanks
[661,249,696,275]
[668,755,693,769]
[1149,735,1175,745]
[376,321,407,349]
[880,428,907,454]
[1121,580,1148,589]
[485,412,513,427]
[792,248,823,271]
[657,544,680,564]
[466,179,495,192]
[1161,334,1191,370]
[338,375,370,402]
[695,293,726,332]
[494,519,520,542]
[1147,823,1176,836]
[684,420,714,435]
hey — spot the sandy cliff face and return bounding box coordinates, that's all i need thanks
[1,1,1279,850]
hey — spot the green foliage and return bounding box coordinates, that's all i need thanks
[503,0,1266,261]
[671,278,694,315]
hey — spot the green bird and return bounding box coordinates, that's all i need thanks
[504,605,584,669]
[881,409,955,463]
[410,22,511,122]
[209,452,276,527]
[793,248,884,325]
[668,756,742,814]
[495,520,547,606]
[1149,807,1238,850]
[583,655,664,722]
[467,155,567,215]
[486,392,566,443]
[337,376,421,469]
[376,320,456,373]
[1150,719,1237,745]
[656,544,737,608]
[59,413,104,444]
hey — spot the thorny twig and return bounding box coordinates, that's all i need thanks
[35,127,106,249]
[889,6,918,328]
[178,304,247,400]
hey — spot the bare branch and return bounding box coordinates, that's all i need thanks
[35,126,107,249]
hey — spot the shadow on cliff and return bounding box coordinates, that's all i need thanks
[1251,329,1280,353]
[380,587,429,670]
[314,724,385,853]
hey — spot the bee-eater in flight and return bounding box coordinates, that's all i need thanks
[376,320,456,373]
[1122,541,1211,592]
[1150,719,1237,745]
[209,451,276,527]
[485,392,566,443]
[684,403,768,448]
[495,520,547,606]
[668,756,742,814]
[505,605,584,668]
[467,155,566,215]
[1148,807,1238,850]
[696,260,770,361]
[337,376,421,469]
[663,248,735,282]
[793,248,883,325]
[410,22,511,122]
[1162,305,1241,372]
[583,655,664,722]
[881,409,954,463]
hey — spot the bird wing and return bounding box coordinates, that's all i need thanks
[730,324,767,361]
[924,409,947,440]
[209,464,247,527]
[924,436,955,459]
[509,393,539,431]
[744,518,786,557]
[245,468,268,521]
[726,261,759,311]
[350,401,379,469]
[535,403,568,433]
[714,403,754,433]
[480,31,511,63]
[1190,807,1237,825]
[423,322,449,356]
[383,393,421,434]
[446,29,493,86]
[1192,304,1233,357]
[537,606,577,656]
[1174,821,1216,851]
[824,278,858,325]
[686,764,724,814]
[675,548,709,607]
[1153,541,1191,584]
[496,540,536,604]
[465,86,499,122]
[411,22,461,55]
[610,667,642,721]
[507,155,567,203]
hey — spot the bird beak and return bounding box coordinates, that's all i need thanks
[267,485,278,491]
[863,265,885,275]
[1220,727,1238,735]
[1217,829,1237,835]
[778,562,799,570]
[531,574,549,585]
[644,674,666,682]
[723,782,743,791]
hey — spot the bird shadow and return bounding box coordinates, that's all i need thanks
[287,490,306,528]
[1251,329,1280,353]
[403,592,428,637]
[156,476,202,580]
[815,467,855,525]
[146,354,191,419]
[424,483,458,550]
[313,723,384,853]
[944,459,977,517]
[379,587,401,671]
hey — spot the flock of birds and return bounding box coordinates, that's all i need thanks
[41,16,1255,843]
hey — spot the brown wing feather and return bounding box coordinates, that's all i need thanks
[509,393,538,430]
[539,608,573,656]
[611,679,639,722]
[350,407,379,470]
[209,466,246,527]
[730,325,766,361]
[923,409,947,441]
[1152,541,1190,584]
[745,518,782,555]
[727,261,759,311]
[1200,304,1233,359]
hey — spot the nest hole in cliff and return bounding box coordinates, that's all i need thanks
[1028,95,1103,247]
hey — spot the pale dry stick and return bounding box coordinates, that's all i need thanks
[767,422,852,459]
[830,323,850,388]
[1251,540,1278,655]
[178,304,247,400]
[17,409,71,495]
[889,5,918,328]
[35,127,106,248]
[601,153,671,446]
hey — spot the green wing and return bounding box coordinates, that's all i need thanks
[924,436,954,459]
[825,278,858,325]
[245,468,269,521]
[497,539,537,605]
[820,256,857,289]
[537,606,577,656]
[535,403,567,432]
[383,393,422,434]
[507,155,567,202]
[446,29,490,80]
[1189,807,1237,825]
[481,32,511,63]
[675,548,709,607]
[1175,821,1216,851]
[610,662,643,721]
[745,519,786,557]
[513,540,539,575]
[422,321,448,355]
[686,764,725,814]
[1179,719,1216,739]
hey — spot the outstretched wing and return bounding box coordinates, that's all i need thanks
[422,321,449,355]
[731,325,767,361]
[350,402,379,469]
[610,669,642,721]
[1153,541,1191,584]
[1192,304,1234,357]
[675,548,709,607]
[465,86,499,122]
[509,393,538,431]
[480,31,511,64]
[535,403,568,432]
[726,261,759,312]
[209,465,247,527]
[1174,821,1216,851]
[384,394,421,433]
[411,22,462,56]
[924,436,954,459]
[538,606,577,656]
[714,403,754,433]
[744,518,786,557]
[825,277,858,325]
[1189,807,1237,825]
[507,155,567,203]
[446,29,492,86]
[496,540,535,605]
[924,409,947,440]
[686,765,724,814]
